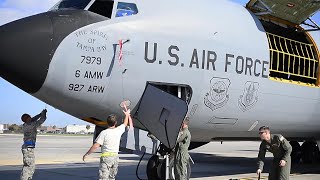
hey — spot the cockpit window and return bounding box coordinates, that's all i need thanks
[116,2,138,17]
[49,0,137,19]
[50,0,92,10]
[88,0,114,18]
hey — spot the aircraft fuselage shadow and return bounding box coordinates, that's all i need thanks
[1,153,320,180]
[188,152,320,178]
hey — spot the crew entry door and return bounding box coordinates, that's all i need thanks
[134,84,188,149]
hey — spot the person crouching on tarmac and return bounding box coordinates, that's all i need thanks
[256,126,292,180]
[83,109,130,180]
[21,109,47,180]
[174,117,191,180]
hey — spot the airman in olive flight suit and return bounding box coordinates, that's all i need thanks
[257,126,292,180]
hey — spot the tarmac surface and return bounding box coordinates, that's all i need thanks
[1,134,320,180]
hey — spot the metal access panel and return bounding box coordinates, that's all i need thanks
[247,0,320,25]
[134,84,188,149]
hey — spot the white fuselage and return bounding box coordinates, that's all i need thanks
[33,0,320,142]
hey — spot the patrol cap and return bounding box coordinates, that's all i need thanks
[259,126,270,131]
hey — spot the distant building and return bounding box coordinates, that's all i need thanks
[64,125,95,134]
[0,124,8,133]
[0,124,4,133]
[38,126,62,133]
[3,124,9,130]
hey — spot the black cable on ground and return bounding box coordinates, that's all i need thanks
[136,151,147,180]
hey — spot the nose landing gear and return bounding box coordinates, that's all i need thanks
[290,140,320,164]
[146,144,191,180]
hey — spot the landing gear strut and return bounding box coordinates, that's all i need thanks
[301,141,319,163]
[290,141,301,163]
[289,140,320,164]
[146,144,191,180]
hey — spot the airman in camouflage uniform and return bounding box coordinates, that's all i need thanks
[21,109,47,180]
[257,126,292,180]
[174,117,191,180]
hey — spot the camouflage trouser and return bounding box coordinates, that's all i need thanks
[174,157,189,180]
[269,158,291,180]
[99,156,119,180]
[21,148,35,180]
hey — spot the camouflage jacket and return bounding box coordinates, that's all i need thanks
[174,127,191,161]
[22,113,47,148]
[257,134,292,170]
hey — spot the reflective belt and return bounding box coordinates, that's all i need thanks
[101,152,118,157]
[24,141,36,147]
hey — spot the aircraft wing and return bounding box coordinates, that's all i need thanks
[247,0,320,25]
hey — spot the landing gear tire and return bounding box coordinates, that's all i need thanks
[159,159,191,180]
[147,155,160,180]
[290,141,301,164]
[301,141,319,164]
[147,155,192,180]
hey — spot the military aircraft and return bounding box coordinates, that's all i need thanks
[0,0,319,179]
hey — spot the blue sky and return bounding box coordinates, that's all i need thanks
[0,0,319,126]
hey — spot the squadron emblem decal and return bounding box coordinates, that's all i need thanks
[238,81,259,112]
[204,77,230,111]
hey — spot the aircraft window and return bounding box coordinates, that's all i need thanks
[51,0,91,10]
[88,0,114,18]
[116,2,138,17]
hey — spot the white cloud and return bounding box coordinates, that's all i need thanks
[0,8,28,25]
[0,0,59,26]
[2,0,58,10]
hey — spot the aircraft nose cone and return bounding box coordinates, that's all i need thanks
[0,13,54,93]
[0,10,107,93]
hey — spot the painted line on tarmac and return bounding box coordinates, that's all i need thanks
[238,173,302,180]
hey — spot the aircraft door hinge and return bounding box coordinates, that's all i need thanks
[252,0,273,16]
